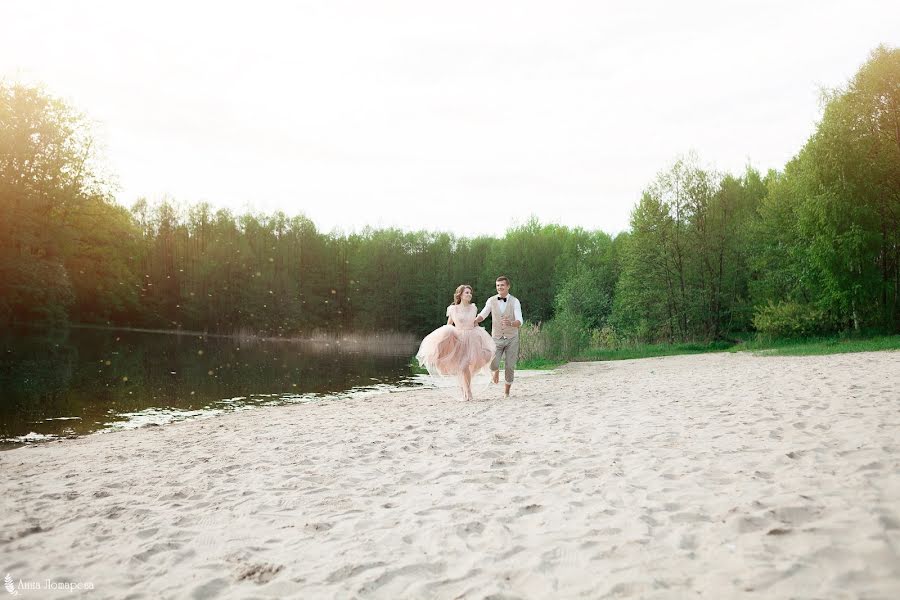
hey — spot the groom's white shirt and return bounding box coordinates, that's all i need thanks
[477,294,523,323]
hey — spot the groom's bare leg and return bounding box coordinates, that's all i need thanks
[490,342,503,384]
[503,337,518,397]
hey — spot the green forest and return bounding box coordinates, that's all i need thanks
[1,46,898,356]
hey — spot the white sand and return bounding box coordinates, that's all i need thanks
[2,351,899,599]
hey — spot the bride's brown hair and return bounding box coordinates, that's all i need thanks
[453,284,473,305]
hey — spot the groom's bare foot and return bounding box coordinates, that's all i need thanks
[504,384,511,397]
[491,371,499,384]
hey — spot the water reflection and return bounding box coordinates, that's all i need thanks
[0,328,423,447]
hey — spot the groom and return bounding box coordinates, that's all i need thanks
[475,275,523,397]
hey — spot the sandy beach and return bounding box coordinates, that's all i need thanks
[2,351,898,599]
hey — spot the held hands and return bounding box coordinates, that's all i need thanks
[473,315,518,327]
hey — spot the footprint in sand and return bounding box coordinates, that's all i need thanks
[132,541,182,563]
[304,521,333,532]
[769,505,823,525]
[104,505,127,519]
[357,562,446,594]
[456,521,485,536]
[668,512,711,524]
[190,577,229,599]
[136,527,158,539]
[679,533,697,550]
[735,515,770,533]
[517,504,543,516]
[325,561,386,584]
[858,461,883,472]
[641,514,660,528]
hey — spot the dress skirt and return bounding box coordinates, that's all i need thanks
[415,325,495,378]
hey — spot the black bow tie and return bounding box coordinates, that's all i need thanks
[498,297,507,302]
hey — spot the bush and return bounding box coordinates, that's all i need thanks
[518,313,591,361]
[590,325,620,349]
[543,314,591,359]
[518,322,551,362]
[752,301,828,338]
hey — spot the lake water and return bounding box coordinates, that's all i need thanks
[0,328,424,447]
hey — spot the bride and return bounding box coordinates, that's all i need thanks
[416,284,496,401]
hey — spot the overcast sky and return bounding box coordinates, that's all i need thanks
[2,1,897,236]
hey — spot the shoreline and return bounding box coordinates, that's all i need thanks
[0,379,426,451]
[2,351,898,598]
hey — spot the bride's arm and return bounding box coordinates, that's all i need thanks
[475,300,490,324]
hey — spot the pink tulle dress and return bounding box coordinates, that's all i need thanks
[416,303,496,379]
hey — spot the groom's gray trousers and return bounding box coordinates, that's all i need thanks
[491,336,519,384]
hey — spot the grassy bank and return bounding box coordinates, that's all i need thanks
[517,322,900,365]
[579,341,734,362]
[571,335,900,363]
[410,334,899,375]
[517,358,567,370]
[574,334,900,362]
[730,334,900,356]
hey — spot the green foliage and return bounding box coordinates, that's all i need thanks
[751,301,828,339]
[580,340,733,362]
[611,158,763,342]
[113,207,603,336]
[407,359,428,375]
[517,322,549,362]
[551,230,617,331]
[490,218,572,324]
[751,45,900,332]
[734,334,900,356]
[590,325,620,349]
[65,198,142,322]
[517,358,566,370]
[0,259,74,326]
[0,82,126,326]
[2,45,897,348]
[539,311,592,360]
[517,314,593,362]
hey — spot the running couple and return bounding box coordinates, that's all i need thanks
[415,276,523,401]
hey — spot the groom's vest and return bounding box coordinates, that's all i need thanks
[489,295,519,339]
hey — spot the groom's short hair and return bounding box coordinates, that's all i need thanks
[496,276,510,285]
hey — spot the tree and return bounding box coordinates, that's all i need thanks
[0,83,114,325]
[64,197,142,323]
[751,45,900,332]
[612,156,760,341]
